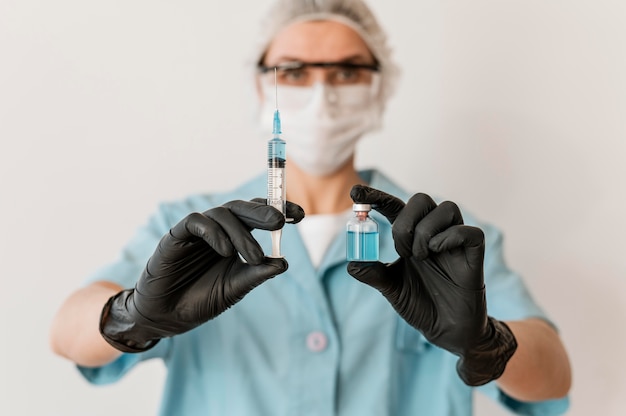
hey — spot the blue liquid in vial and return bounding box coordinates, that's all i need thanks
[346,231,379,261]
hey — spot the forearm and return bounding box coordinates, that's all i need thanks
[496,318,571,401]
[50,281,124,367]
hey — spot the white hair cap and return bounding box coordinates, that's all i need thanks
[252,0,400,108]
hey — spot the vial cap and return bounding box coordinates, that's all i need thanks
[353,203,371,212]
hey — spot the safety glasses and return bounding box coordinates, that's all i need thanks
[258,61,380,87]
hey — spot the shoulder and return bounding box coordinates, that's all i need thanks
[366,169,505,244]
[365,169,414,201]
[367,169,498,224]
[154,173,267,225]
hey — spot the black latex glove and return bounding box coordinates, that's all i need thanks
[100,199,305,353]
[347,185,517,386]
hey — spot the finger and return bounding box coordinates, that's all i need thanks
[169,212,235,258]
[231,257,289,291]
[429,224,485,262]
[350,185,405,223]
[392,193,437,259]
[429,225,485,290]
[221,200,286,231]
[250,198,306,224]
[347,261,393,292]
[286,201,306,224]
[204,206,266,265]
[411,200,463,260]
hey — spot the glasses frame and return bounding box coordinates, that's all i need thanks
[257,61,380,74]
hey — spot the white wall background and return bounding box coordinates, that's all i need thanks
[1,0,624,414]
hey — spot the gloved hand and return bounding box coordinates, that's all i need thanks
[347,185,517,386]
[100,199,305,353]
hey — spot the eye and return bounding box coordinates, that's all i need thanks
[277,67,309,85]
[335,68,360,81]
[331,66,372,85]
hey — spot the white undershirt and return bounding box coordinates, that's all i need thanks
[296,210,352,269]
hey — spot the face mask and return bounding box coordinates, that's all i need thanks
[258,81,382,176]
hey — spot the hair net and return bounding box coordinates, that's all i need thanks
[252,0,400,107]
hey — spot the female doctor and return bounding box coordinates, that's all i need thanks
[50,0,571,414]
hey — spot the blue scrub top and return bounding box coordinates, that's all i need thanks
[79,170,569,416]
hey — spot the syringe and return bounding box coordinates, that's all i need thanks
[267,69,286,258]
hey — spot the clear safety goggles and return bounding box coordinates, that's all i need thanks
[258,61,380,87]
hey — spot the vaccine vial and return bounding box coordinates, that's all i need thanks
[346,203,379,261]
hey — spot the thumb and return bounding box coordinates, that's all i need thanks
[347,261,392,292]
[233,257,289,291]
[350,185,405,224]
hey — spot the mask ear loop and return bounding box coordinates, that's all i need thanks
[369,72,384,131]
[369,72,383,102]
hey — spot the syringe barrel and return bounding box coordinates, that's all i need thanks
[267,136,286,215]
[267,136,286,162]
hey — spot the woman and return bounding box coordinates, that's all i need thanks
[50,1,571,414]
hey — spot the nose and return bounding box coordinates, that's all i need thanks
[308,67,330,85]
[324,85,339,105]
[312,83,340,118]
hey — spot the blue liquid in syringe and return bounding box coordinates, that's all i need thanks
[267,134,286,214]
[267,138,286,168]
[346,231,379,261]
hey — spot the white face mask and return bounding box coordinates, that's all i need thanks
[258,81,382,176]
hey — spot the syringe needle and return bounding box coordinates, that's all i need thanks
[274,67,278,110]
